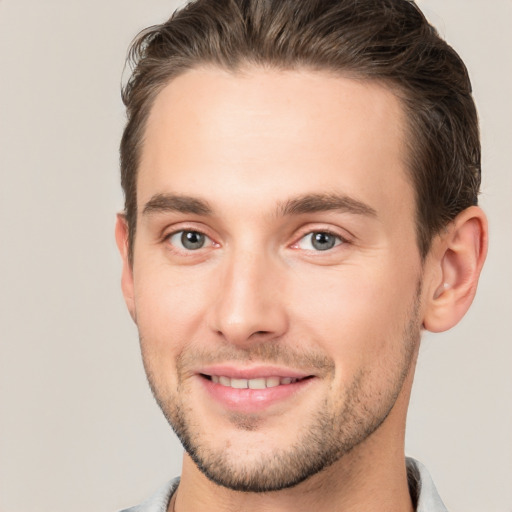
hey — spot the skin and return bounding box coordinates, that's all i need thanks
[116,67,488,512]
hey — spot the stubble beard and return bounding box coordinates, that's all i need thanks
[141,293,421,493]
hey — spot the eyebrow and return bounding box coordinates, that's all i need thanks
[142,192,376,218]
[142,193,213,216]
[277,193,377,217]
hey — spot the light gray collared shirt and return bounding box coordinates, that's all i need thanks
[120,457,448,512]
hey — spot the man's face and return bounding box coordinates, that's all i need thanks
[123,68,426,491]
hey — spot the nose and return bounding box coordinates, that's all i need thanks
[207,249,289,346]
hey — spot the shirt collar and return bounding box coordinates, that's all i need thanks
[407,457,448,512]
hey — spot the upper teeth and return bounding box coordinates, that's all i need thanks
[210,375,298,389]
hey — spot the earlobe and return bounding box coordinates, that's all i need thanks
[423,206,488,333]
[115,213,137,323]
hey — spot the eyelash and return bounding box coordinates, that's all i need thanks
[163,228,217,253]
[292,229,347,252]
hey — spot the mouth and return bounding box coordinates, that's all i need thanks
[196,367,316,413]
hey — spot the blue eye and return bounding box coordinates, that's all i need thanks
[297,232,342,251]
[168,230,209,250]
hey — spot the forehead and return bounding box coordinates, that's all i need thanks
[138,66,413,225]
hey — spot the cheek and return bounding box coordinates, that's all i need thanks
[287,263,419,372]
[132,261,211,358]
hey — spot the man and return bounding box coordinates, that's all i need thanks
[115,0,488,510]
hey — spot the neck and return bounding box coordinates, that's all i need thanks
[176,452,412,512]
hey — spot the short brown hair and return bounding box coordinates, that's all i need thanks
[120,0,480,260]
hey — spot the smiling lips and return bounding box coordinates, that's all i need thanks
[198,368,314,412]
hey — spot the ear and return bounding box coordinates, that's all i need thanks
[115,213,137,323]
[423,206,488,333]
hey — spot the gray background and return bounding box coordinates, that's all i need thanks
[0,1,510,511]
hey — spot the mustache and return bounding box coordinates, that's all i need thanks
[176,340,335,376]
